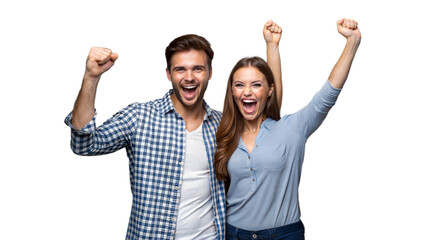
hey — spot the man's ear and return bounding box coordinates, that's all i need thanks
[166,68,172,81]
[208,67,213,80]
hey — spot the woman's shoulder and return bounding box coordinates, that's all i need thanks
[263,114,295,131]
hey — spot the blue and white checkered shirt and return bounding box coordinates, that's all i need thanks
[65,90,226,240]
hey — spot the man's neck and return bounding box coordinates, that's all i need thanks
[171,94,205,132]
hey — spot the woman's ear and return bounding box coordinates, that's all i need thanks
[268,84,274,97]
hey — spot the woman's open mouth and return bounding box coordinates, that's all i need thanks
[242,99,257,114]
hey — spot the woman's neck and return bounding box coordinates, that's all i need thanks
[243,115,266,134]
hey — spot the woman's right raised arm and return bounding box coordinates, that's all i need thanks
[328,18,361,89]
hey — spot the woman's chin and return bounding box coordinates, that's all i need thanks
[241,113,261,122]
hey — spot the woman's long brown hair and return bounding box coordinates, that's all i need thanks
[214,57,281,184]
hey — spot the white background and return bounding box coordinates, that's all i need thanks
[1,0,425,239]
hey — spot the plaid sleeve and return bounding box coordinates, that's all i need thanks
[64,103,140,156]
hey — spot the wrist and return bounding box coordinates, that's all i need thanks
[266,43,279,50]
[82,72,100,90]
[346,35,361,47]
[83,72,101,84]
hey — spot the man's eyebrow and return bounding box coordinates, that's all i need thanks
[172,65,206,71]
[193,65,206,69]
[172,66,185,71]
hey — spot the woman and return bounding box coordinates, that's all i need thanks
[215,18,361,239]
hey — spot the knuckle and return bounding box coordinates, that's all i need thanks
[88,52,97,60]
[90,46,100,52]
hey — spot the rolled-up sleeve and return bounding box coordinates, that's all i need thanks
[64,103,140,156]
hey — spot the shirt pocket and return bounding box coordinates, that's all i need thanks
[261,141,287,169]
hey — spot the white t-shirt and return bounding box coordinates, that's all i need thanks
[174,123,217,240]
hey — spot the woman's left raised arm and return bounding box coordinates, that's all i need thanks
[264,20,283,110]
[328,18,362,89]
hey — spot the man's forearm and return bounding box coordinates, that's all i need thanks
[71,74,100,130]
[70,47,118,130]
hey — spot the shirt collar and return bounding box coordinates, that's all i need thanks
[237,118,274,151]
[261,118,273,131]
[158,89,213,120]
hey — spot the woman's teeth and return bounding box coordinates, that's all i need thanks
[242,99,257,113]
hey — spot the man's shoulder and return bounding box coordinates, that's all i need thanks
[209,108,222,119]
[204,107,222,129]
[203,99,222,120]
[127,92,172,113]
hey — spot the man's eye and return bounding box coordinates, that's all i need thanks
[175,68,184,72]
[194,67,203,72]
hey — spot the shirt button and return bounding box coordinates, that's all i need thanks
[256,145,258,148]
[252,179,255,182]
[175,186,179,190]
[248,156,250,159]
[178,161,183,165]
[252,233,257,238]
[250,168,253,171]
[171,217,176,222]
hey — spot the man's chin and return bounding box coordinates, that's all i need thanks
[181,99,200,109]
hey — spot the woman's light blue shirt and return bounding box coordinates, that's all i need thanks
[226,80,341,231]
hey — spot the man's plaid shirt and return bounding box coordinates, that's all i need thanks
[65,90,226,239]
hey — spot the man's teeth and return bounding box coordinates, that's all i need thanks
[183,86,197,89]
[243,100,256,103]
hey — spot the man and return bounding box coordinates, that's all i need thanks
[65,23,282,239]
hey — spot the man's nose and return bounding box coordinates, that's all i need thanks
[185,70,195,81]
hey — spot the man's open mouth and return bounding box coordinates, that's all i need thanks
[182,85,198,99]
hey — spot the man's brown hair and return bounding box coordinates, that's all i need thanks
[165,34,214,71]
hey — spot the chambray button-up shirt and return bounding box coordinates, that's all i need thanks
[226,81,341,231]
[65,90,226,240]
